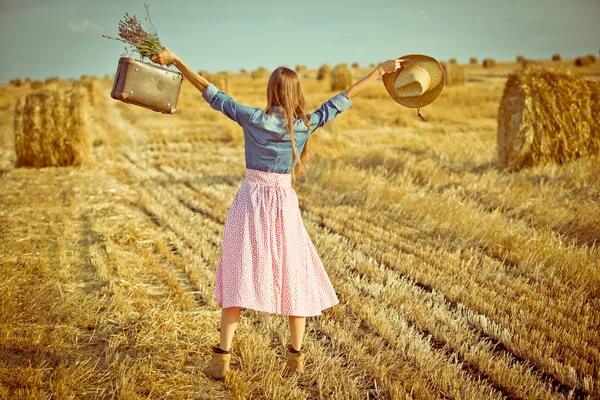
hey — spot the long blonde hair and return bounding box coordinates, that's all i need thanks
[264,67,313,186]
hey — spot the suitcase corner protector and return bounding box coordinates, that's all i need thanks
[170,107,176,114]
[126,57,136,64]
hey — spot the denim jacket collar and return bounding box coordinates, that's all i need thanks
[268,106,283,115]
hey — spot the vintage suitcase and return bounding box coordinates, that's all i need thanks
[111,57,183,114]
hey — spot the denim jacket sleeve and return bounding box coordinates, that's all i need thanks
[202,83,258,127]
[308,92,352,134]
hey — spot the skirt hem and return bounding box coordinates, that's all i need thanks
[214,299,339,317]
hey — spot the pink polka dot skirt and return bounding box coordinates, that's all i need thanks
[213,168,340,317]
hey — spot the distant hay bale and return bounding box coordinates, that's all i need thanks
[24,78,31,84]
[441,62,466,86]
[482,58,496,68]
[470,57,478,65]
[330,64,353,91]
[250,67,268,79]
[10,79,23,87]
[497,65,600,171]
[45,76,60,84]
[14,87,91,168]
[369,63,375,68]
[575,56,594,66]
[449,58,457,64]
[317,64,331,81]
[351,62,359,68]
[30,80,44,90]
[239,68,248,75]
[516,55,525,63]
[552,54,561,61]
[295,65,306,72]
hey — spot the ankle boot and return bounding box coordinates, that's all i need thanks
[285,344,305,375]
[201,343,231,380]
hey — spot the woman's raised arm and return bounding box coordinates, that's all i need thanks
[151,46,211,94]
[344,57,409,99]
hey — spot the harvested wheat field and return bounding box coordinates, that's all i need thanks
[1,60,600,399]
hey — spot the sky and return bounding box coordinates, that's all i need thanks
[0,0,598,82]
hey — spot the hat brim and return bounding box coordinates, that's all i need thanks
[382,54,445,108]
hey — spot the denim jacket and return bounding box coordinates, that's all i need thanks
[202,83,352,174]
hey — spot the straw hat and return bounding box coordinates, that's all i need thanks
[382,54,445,108]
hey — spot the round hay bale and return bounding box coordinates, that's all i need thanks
[552,54,561,61]
[449,58,457,64]
[250,67,268,79]
[516,55,525,63]
[369,63,376,68]
[497,65,600,171]
[585,54,597,63]
[14,87,91,168]
[351,62,359,68]
[239,68,248,75]
[482,58,496,68]
[575,56,592,66]
[10,79,23,87]
[442,62,466,86]
[330,64,353,91]
[469,57,478,65]
[317,64,331,81]
[295,65,306,72]
[30,80,44,90]
[45,76,60,84]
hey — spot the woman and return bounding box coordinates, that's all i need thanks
[151,48,406,379]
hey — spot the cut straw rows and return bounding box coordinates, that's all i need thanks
[303,202,598,394]
[305,219,556,398]
[302,213,561,398]
[333,145,599,257]
[306,159,599,296]
[296,163,599,395]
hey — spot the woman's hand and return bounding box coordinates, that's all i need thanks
[344,57,410,99]
[377,57,410,75]
[150,46,179,66]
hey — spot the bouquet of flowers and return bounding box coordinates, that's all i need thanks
[102,3,162,61]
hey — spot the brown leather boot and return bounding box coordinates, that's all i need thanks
[285,344,305,375]
[201,344,231,380]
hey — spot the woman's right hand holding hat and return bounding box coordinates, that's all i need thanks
[344,57,409,99]
[378,57,410,75]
